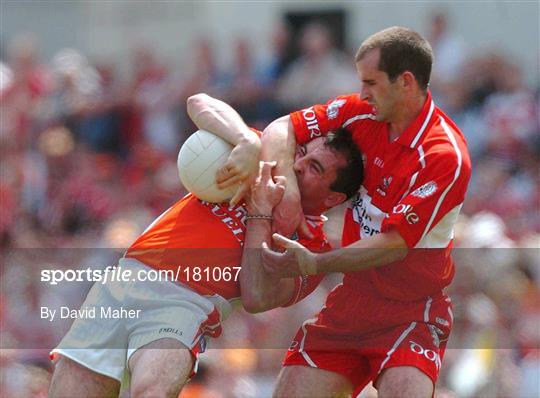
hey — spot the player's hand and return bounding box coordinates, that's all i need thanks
[272,187,313,239]
[216,137,261,206]
[246,161,286,215]
[261,233,318,277]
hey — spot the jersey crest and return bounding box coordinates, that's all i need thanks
[326,99,346,120]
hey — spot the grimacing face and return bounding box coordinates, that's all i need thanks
[356,48,401,122]
[293,138,347,215]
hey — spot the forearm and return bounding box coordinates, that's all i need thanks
[261,116,296,178]
[261,116,303,237]
[240,219,295,313]
[315,230,409,273]
[187,93,258,147]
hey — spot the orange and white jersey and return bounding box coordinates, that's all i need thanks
[125,194,329,301]
[290,91,472,301]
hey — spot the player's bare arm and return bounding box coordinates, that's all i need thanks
[240,161,296,313]
[187,93,260,204]
[262,230,407,278]
[261,116,311,238]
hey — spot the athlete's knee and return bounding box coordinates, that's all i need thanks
[49,355,119,398]
[130,358,187,398]
[129,340,193,398]
[273,365,352,398]
[377,366,433,398]
[130,379,180,398]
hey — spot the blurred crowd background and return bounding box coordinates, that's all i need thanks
[1,2,539,398]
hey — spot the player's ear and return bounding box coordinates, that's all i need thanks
[401,71,416,89]
[324,192,347,209]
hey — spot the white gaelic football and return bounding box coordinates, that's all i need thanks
[177,129,236,203]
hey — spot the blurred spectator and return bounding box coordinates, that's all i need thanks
[128,46,180,154]
[276,22,357,108]
[427,12,467,106]
[1,33,53,146]
[222,38,265,125]
[482,60,538,160]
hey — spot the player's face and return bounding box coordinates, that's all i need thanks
[356,48,401,122]
[293,138,347,215]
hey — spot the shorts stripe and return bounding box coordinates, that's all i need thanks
[424,296,432,322]
[299,318,318,368]
[378,322,417,373]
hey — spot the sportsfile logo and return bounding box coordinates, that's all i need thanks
[302,107,322,138]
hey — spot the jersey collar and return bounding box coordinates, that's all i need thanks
[305,214,328,226]
[396,91,436,149]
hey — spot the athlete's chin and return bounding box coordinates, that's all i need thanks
[374,113,386,122]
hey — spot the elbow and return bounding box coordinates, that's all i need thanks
[262,115,290,137]
[186,93,210,117]
[242,300,266,314]
[241,295,270,314]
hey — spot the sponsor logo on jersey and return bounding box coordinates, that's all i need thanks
[302,107,322,138]
[412,181,438,198]
[351,189,386,238]
[203,202,247,244]
[326,99,346,120]
[392,204,420,224]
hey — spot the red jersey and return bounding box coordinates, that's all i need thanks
[125,194,328,301]
[290,92,471,300]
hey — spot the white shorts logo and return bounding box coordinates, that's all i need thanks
[412,181,438,198]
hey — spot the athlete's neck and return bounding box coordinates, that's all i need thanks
[388,91,427,141]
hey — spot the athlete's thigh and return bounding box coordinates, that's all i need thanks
[377,366,433,398]
[128,338,194,398]
[273,365,353,398]
[49,355,120,398]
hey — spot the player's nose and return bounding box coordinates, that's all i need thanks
[293,159,303,175]
[360,86,370,101]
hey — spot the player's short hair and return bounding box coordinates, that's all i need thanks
[324,128,364,199]
[355,26,433,91]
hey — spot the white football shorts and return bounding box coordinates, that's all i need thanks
[51,257,232,382]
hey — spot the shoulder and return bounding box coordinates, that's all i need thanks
[424,112,471,171]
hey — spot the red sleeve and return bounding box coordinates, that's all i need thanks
[281,222,330,307]
[289,94,373,145]
[382,149,471,248]
[281,274,325,307]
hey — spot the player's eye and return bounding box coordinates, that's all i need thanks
[310,161,322,174]
[299,145,307,156]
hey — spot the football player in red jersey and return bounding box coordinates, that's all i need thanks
[48,95,364,398]
[220,27,471,397]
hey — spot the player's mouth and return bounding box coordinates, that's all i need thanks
[370,104,378,115]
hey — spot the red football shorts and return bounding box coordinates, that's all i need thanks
[283,282,452,394]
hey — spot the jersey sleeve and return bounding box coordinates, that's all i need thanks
[281,222,330,307]
[281,274,325,307]
[289,94,373,145]
[382,150,471,248]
